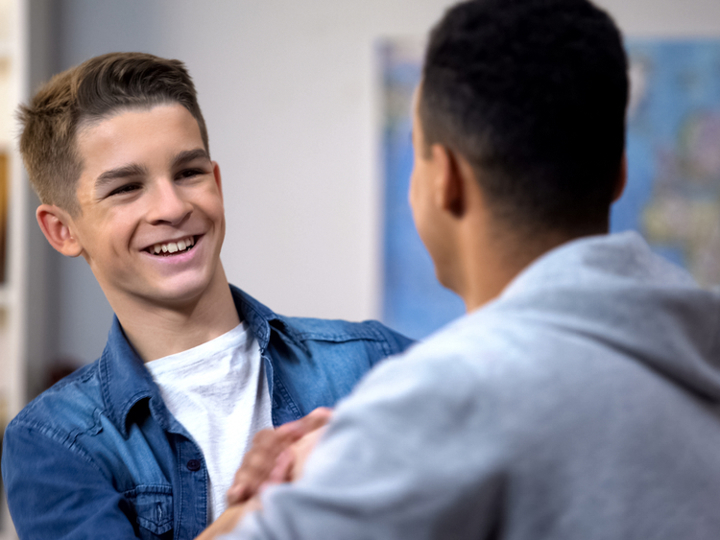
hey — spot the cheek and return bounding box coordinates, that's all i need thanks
[202,182,225,214]
[408,166,424,220]
[201,190,226,240]
[190,183,224,223]
[208,197,225,225]
[409,169,432,235]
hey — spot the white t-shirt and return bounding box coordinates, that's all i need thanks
[146,322,273,522]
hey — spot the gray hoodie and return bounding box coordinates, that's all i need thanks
[229,232,720,540]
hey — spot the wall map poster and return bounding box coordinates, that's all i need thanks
[380,39,720,340]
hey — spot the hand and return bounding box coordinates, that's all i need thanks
[194,498,261,540]
[226,407,332,505]
[195,418,328,540]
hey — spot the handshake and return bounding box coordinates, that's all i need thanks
[198,408,333,539]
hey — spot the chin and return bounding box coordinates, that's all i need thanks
[152,276,214,306]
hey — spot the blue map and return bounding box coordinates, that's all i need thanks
[380,39,720,340]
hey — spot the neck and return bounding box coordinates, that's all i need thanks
[109,264,241,362]
[457,219,580,313]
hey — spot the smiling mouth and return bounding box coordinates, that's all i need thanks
[146,236,198,256]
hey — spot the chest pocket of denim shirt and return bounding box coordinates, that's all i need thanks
[125,484,174,539]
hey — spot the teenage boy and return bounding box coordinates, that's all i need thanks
[209,0,720,538]
[1,53,411,540]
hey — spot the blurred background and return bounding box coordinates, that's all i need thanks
[1,2,720,535]
[0,0,719,397]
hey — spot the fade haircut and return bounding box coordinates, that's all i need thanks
[18,52,209,215]
[420,0,628,235]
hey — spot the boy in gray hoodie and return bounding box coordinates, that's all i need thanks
[207,0,720,538]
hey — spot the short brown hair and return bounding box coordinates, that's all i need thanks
[18,52,209,215]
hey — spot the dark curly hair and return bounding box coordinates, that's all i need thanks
[419,0,628,235]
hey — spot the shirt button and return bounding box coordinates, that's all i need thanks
[187,459,201,471]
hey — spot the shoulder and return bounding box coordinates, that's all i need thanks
[275,315,414,357]
[342,306,673,446]
[230,284,413,356]
[334,318,487,418]
[333,311,554,431]
[6,360,104,443]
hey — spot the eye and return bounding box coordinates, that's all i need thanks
[108,183,141,197]
[177,168,204,180]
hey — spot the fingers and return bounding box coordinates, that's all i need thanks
[227,428,291,505]
[289,407,333,435]
[255,448,295,495]
[226,407,334,506]
[266,448,295,485]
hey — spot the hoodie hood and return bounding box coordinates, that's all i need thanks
[494,231,720,402]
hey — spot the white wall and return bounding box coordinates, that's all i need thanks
[37,0,720,365]
[598,0,720,37]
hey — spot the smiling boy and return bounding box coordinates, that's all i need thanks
[1,53,411,540]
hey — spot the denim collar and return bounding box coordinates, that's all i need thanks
[98,285,303,437]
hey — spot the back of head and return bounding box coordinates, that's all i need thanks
[19,52,209,215]
[420,0,628,236]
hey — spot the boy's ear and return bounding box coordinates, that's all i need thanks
[36,204,83,257]
[433,144,466,218]
[212,161,223,200]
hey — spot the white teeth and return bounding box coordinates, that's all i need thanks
[150,236,195,255]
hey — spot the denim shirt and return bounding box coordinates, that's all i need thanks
[1,286,412,540]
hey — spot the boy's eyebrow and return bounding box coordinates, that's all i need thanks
[172,148,210,168]
[93,149,210,191]
[95,163,147,189]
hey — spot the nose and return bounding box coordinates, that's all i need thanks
[146,179,193,225]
